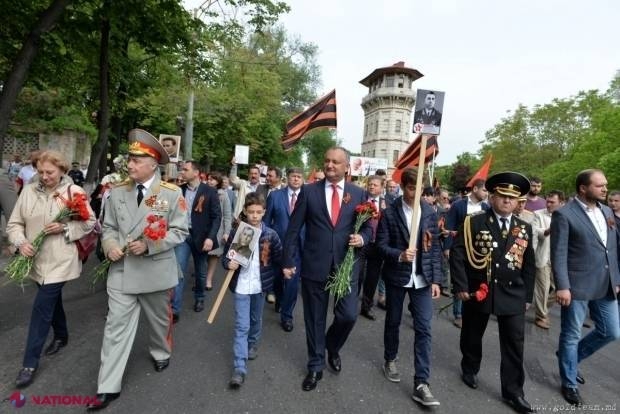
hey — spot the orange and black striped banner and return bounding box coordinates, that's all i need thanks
[394,134,439,170]
[391,134,439,183]
[281,90,337,151]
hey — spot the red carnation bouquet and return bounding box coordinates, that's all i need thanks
[326,201,378,301]
[92,214,167,285]
[6,190,92,286]
[439,283,488,314]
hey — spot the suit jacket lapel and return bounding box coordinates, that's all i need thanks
[191,183,205,211]
[315,180,332,225]
[569,201,605,245]
[395,199,410,241]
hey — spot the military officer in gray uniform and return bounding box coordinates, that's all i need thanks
[87,129,189,411]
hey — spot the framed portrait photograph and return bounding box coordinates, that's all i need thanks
[159,134,182,162]
[413,89,445,135]
[226,221,261,267]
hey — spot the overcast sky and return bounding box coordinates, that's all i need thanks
[187,0,620,164]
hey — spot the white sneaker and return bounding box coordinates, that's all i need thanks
[412,383,440,406]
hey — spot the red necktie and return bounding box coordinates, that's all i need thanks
[331,184,340,226]
[289,191,297,213]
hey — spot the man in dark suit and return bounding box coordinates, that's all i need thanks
[359,175,388,320]
[413,91,442,127]
[376,168,443,406]
[551,169,620,405]
[282,147,372,391]
[173,161,221,320]
[264,167,305,332]
[450,172,536,414]
[258,166,284,304]
[444,179,489,327]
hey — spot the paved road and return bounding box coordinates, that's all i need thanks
[0,255,618,413]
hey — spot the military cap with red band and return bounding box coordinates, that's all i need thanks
[127,128,169,165]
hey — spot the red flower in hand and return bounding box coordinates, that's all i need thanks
[474,283,488,301]
[143,214,168,241]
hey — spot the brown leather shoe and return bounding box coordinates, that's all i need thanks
[535,318,550,329]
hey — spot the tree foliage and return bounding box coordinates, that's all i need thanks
[443,72,620,195]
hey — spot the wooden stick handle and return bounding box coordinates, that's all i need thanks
[207,269,235,324]
[409,134,428,250]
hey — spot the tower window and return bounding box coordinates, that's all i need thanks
[382,119,389,133]
[393,150,399,163]
[395,119,402,133]
[386,75,395,87]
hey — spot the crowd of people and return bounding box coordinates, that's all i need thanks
[2,131,620,413]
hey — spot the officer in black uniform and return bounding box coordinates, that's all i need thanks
[450,172,536,414]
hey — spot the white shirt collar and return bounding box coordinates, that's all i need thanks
[325,178,345,190]
[136,174,156,191]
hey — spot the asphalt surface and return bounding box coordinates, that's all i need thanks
[0,253,618,414]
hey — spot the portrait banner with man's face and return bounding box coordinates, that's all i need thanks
[226,221,261,267]
[159,134,182,162]
[413,89,445,135]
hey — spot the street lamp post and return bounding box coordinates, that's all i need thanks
[185,1,217,161]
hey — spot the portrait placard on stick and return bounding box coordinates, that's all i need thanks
[413,89,445,135]
[226,221,261,268]
[159,134,181,162]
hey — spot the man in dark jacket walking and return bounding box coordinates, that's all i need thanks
[376,168,442,407]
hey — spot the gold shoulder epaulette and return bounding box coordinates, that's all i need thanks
[160,181,179,190]
[115,179,131,187]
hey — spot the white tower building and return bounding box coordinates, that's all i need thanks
[359,61,423,176]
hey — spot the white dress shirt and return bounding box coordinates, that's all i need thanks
[235,249,262,295]
[575,197,608,244]
[401,202,427,289]
[325,179,345,221]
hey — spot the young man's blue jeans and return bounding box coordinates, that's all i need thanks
[172,233,208,314]
[384,283,433,384]
[558,296,620,388]
[233,292,265,374]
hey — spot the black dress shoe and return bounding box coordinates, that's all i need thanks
[504,396,536,413]
[327,352,341,373]
[561,386,583,405]
[194,300,205,312]
[44,338,68,356]
[360,308,376,320]
[154,358,170,372]
[576,372,585,385]
[172,313,179,324]
[281,320,294,332]
[86,393,120,411]
[302,371,322,391]
[15,368,35,388]
[461,373,478,389]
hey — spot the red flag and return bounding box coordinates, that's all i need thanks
[281,90,337,151]
[466,154,493,188]
[391,134,439,183]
